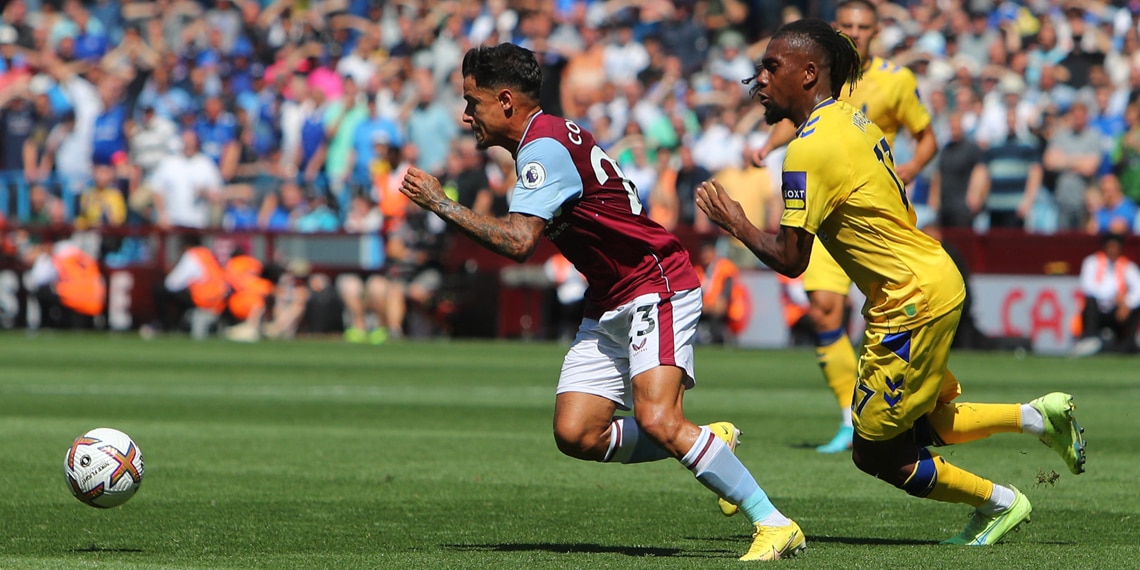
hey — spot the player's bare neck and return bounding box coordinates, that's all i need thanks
[508,107,544,158]
[792,93,832,126]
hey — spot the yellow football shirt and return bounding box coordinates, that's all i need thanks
[841,56,931,147]
[779,99,963,331]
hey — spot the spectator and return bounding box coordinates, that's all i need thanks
[380,207,444,339]
[1058,4,1108,91]
[136,65,192,122]
[148,234,229,338]
[971,107,1044,230]
[658,1,708,76]
[296,80,330,189]
[322,76,368,204]
[693,237,747,345]
[194,96,239,178]
[258,180,307,232]
[541,251,585,342]
[336,269,393,344]
[41,57,103,213]
[294,193,339,233]
[615,138,657,208]
[1087,173,1137,235]
[443,137,491,216]
[1071,232,1140,356]
[1,2,35,50]
[1111,100,1140,204]
[128,103,180,182]
[1044,101,1104,231]
[711,141,774,269]
[692,104,746,174]
[0,88,33,219]
[347,93,402,194]
[24,184,56,226]
[24,86,57,186]
[651,143,711,232]
[64,0,110,63]
[261,258,310,340]
[99,24,160,79]
[646,147,681,231]
[24,235,105,330]
[560,21,606,121]
[778,273,813,347]
[708,30,754,96]
[403,69,458,176]
[222,248,274,343]
[344,192,383,234]
[75,163,126,231]
[375,140,414,235]
[930,111,984,229]
[221,184,259,232]
[601,19,648,85]
[149,130,224,229]
[336,27,381,87]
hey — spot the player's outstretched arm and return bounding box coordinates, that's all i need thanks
[696,179,813,277]
[400,166,546,263]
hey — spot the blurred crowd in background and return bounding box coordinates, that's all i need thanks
[2,0,1140,345]
[2,0,1140,243]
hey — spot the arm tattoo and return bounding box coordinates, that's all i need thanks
[434,200,542,263]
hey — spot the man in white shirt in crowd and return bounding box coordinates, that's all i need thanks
[148,130,223,229]
[1072,232,1140,356]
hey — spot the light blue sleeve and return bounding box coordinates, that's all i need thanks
[508,137,584,221]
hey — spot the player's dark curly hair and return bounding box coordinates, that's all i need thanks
[461,43,543,102]
[762,18,863,100]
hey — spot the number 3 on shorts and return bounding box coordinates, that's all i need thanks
[633,305,656,337]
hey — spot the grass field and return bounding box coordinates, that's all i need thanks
[0,332,1136,569]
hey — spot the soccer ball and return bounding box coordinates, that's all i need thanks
[64,428,144,508]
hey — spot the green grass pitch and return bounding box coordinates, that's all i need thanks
[1,332,1136,569]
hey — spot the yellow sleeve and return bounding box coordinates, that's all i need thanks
[894,68,932,136]
[779,135,850,234]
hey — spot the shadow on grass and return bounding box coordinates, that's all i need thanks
[806,535,933,546]
[697,535,931,546]
[74,544,143,553]
[446,543,725,558]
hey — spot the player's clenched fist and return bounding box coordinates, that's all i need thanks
[400,167,446,210]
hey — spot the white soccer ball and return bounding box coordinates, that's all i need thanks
[64,428,144,508]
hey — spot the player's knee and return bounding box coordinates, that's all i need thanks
[552,424,604,461]
[364,275,387,299]
[336,274,362,298]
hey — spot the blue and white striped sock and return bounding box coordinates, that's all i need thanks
[682,427,790,526]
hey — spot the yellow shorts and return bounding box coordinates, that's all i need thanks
[802,244,851,294]
[852,308,963,441]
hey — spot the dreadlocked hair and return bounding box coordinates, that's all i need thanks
[772,18,863,99]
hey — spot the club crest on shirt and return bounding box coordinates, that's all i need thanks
[521,162,546,189]
[782,171,807,210]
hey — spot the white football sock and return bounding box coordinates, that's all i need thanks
[978,484,1017,515]
[1020,404,1044,436]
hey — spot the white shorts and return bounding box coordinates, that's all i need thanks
[556,288,700,411]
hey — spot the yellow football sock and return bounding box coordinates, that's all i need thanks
[816,335,857,413]
[926,402,1022,445]
[923,452,994,508]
